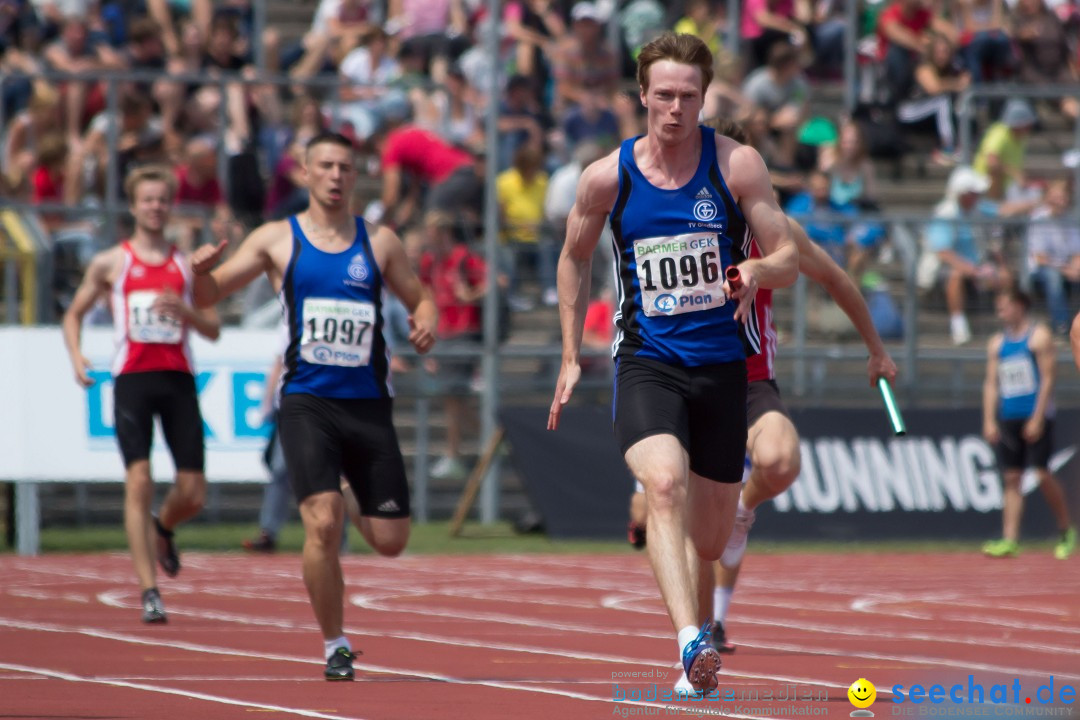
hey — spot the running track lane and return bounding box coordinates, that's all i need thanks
[0,552,1077,719]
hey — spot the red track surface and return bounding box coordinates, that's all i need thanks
[1,551,1077,719]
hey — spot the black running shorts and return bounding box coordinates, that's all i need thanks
[996,417,1054,471]
[277,393,411,518]
[613,355,747,483]
[113,370,205,471]
[747,379,791,428]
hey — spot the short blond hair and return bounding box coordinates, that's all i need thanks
[636,33,714,95]
[124,164,177,202]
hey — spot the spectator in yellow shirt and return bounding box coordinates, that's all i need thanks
[496,144,550,310]
[673,0,724,55]
[974,99,1035,198]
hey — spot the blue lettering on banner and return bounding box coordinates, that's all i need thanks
[232,372,271,439]
[85,368,270,445]
[86,370,114,437]
[194,371,214,438]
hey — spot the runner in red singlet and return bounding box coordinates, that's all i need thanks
[63,165,221,624]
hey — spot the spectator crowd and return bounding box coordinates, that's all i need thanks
[2,0,1080,471]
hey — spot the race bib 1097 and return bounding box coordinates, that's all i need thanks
[634,232,728,317]
[300,297,376,367]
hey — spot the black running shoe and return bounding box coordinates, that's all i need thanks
[627,522,647,550]
[325,647,357,681]
[141,588,167,624]
[711,622,736,654]
[154,516,180,578]
[242,531,277,553]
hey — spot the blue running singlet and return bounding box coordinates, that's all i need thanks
[280,216,391,399]
[998,327,1046,420]
[609,126,760,367]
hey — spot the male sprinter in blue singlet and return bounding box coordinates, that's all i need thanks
[982,286,1075,559]
[548,33,799,694]
[190,131,437,681]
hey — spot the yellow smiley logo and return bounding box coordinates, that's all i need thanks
[848,678,877,709]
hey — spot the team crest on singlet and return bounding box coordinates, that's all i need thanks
[693,186,717,223]
[346,252,369,286]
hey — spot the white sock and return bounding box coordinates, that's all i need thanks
[677,625,700,654]
[714,586,734,624]
[324,636,350,661]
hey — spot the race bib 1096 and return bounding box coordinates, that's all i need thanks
[634,232,727,317]
[300,297,376,367]
[127,291,182,344]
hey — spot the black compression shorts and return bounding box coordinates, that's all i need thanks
[613,355,747,483]
[996,417,1054,471]
[747,379,791,428]
[113,370,205,471]
[277,393,410,518]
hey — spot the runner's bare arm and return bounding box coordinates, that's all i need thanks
[549,153,619,430]
[983,334,1002,443]
[371,223,436,354]
[728,144,798,291]
[62,248,117,387]
[187,305,222,341]
[192,221,281,307]
[1072,312,1080,371]
[1026,325,1056,441]
[790,218,897,386]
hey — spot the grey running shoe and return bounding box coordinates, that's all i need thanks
[141,588,167,624]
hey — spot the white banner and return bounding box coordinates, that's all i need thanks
[0,327,282,482]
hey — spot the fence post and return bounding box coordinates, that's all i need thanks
[792,273,808,397]
[216,76,230,211]
[958,89,973,164]
[414,382,431,524]
[15,482,40,556]
[4,253,17,325]
[843,0,858,113]
[726,0,741,59]
[479,0,502,524]
[104,77,121,250]
[253,0,268,72]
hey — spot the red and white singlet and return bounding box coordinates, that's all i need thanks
[110,242,195,376]
[745,238,777,383]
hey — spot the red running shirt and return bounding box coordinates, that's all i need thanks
[110,242,195,376]
[744,237,777,383]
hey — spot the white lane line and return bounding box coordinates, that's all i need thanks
[89,594,850,693]
[0,662,370,720]
[347,595,1079,680]
[0,616,764,719]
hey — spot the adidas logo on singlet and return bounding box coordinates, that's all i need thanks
[695,186,713,199]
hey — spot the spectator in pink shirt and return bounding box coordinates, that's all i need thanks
[741,0,809,71]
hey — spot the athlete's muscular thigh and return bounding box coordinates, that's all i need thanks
[747,410,801,487]
[624,434,689,508]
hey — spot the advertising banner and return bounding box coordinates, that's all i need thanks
[0,327,279,482]
[501,405,1080,540]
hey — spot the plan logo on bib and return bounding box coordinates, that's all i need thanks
[654,293,677,314]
